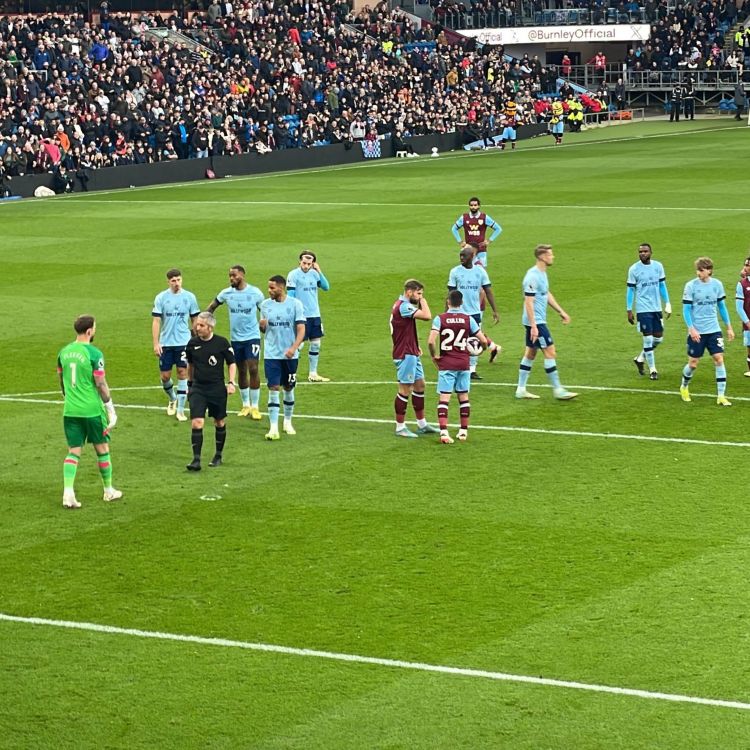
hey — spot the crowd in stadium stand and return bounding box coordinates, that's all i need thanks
[619,0,750,81]
[0,0,747,189]
[431,0,747,30]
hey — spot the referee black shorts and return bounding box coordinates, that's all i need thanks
[188,385,227,420]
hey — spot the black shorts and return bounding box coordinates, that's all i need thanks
[188,385,227,420]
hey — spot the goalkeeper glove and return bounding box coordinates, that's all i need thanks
[104,399,117,431]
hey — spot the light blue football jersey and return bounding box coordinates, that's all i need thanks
[152,288,200,346]
[522,266,549,325]
[286,267,326,317]
[627,260,666,313]
[260,296,306,359]
[682,277,726,334]
[216,284,264,341]
[447,264,491,315]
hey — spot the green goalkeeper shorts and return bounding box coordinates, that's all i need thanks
[64,415,110,447]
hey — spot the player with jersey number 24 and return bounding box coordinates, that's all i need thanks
[428,290,490,444]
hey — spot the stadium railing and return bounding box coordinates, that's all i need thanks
[436,5,649,29]
[560,64,740,107]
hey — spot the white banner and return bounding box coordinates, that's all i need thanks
[462,24,650,45]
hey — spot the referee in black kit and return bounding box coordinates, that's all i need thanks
[186,311,237,471]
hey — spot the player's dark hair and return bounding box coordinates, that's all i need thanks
[74,314,95,334]
[231,264,245,275]
[269,275,287,286]
[299,250,316,262]
[166,268,182,279]
[404,278,424,291]
[639,243,652,252]
[469,196,480,205]
[534,244,552,259]
[448,290,463,307]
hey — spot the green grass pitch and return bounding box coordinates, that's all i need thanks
[1,119,750,748]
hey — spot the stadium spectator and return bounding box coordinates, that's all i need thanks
[0,0,741,181]
[588,50,607,80]
[614,78,627,110]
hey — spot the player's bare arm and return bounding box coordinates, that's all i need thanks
[94,374,111,404]
[427,329,440,361]
[285,321,306,359]
[152,317,162,355]
[483,286,500,324]
[548,292,570,324]
[414,298,432,321]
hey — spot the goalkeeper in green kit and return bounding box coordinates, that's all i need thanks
[57,315,122,509]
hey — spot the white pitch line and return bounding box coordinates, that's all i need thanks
[0,395,747,448]
[3,380,749,402]
[0,612,747,711]
[71,199,750,213]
